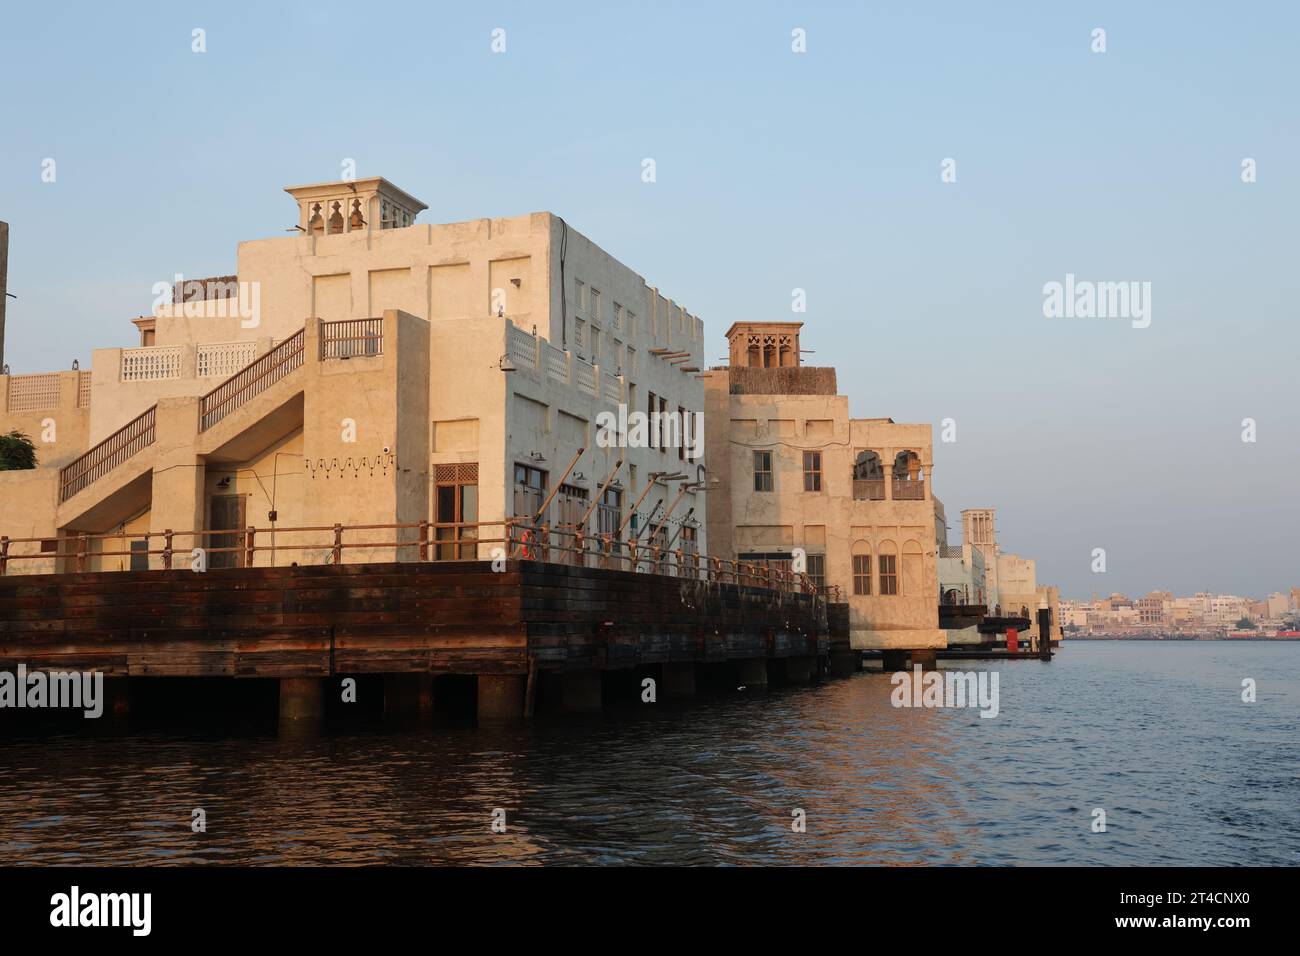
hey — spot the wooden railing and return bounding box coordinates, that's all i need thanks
[891,479,925,500]
[58,405,156,503]
[852,478,885,500]
[199,330,304,431]
[320,318,382,359]
[0,518,818,598]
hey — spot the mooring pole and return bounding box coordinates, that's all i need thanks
[1037,601,1054,661]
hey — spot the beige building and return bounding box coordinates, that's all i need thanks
[0,177,708,572]
[703,322,945,661]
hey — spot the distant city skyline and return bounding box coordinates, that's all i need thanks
[2,2,1295,596]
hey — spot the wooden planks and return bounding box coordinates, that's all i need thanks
[0,560,828,678]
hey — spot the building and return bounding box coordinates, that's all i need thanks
[957,507,1056,644]
[0,177,708,575]
[702,321,945,664]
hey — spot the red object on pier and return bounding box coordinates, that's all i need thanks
[1006,628,1018,652]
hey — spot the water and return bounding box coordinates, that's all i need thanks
[1,642,1297,865]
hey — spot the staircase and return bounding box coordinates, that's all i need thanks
[55,330,306,505]
[199,329,304,431]
[58,405,156,503]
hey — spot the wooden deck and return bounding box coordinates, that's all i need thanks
[0,560,829,679]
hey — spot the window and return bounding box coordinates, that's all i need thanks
[557,483,589,531]
[879,554,898,595]
[590,288,601,324]
[513,463,548,523]
[129,539,150,571]
[597,486,622,537]
[435,462,479,559]
[806,553,826,590]
[647,391,657,448]
[678,406,687,461]
[658,396,668,454]
[803,450,822,492]
[613,302,624,331]
[853,554,871,595]
[575,318,586,350]
[753,450,773,492]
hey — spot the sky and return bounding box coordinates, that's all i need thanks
[1,1,1296,598]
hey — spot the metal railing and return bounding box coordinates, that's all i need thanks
[0,518,817,597]
[852,478,885,500]
[57,405,156,503]
[199,330,304,431]
[320,318,382,359]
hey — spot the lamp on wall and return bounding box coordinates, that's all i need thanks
[496,354,517,373]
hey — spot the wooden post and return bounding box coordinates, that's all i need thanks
[332,524,343,565]
[1037,605,1054,661]
[0,535,8,575]
[77,534,89,573]
[418,519,429,561]
[244,527,256,567]
[162,529,173,570]
[524,658,538,718]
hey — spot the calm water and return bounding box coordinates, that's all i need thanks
[1,642,1297,865]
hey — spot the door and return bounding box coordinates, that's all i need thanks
[209,494,246,569]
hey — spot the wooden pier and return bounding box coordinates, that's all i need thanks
[0,557,830,719]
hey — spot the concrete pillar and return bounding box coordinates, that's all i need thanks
[477,674,524,719]
[829,649,857,678]
[562,671,602,712]
[661,662,697,698]
[736,658,768,688]
[103,677,132,721]
[384,674,432,719]
[881,649,909,672]
[784,656,815,683]
[148,400,206,568]
[279,677,322,722]
[911,648,938,671]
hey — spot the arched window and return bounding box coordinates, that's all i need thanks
[892,451,925,500]
[852,451,885,500]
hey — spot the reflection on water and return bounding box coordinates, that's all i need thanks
[1,642,1297,865]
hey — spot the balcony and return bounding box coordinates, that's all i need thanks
[891,479,925,500]
[320,318,382,359]
[852,478,885,500]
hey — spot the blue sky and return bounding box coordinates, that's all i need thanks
[2,1,1296,598]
